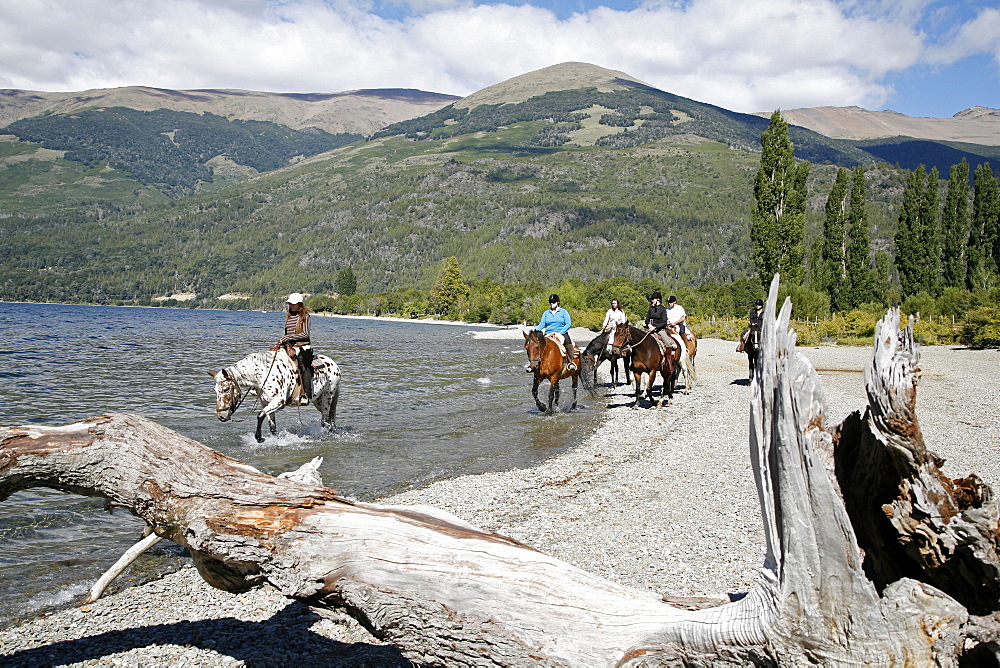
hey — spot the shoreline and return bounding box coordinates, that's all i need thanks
[1,339,997,665]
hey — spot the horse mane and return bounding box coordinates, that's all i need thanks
[583,330,609,356]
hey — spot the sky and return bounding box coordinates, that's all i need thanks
[0,0,997,118]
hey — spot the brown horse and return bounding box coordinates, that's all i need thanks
[611,323,681,408]
[523,330,580,414]
[666,325,698,392]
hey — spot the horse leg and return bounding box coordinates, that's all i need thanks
[549,377,560,413]
[255,415,265,443]
[569,373,578,410]
[631,372,642,409]
[324,385,339,430]
[648,370,659,408]
[532,377,547,413]
[268,413,277,435]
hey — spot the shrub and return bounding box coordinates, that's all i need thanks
[960,307,1000,348]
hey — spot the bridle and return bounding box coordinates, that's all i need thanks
[216,367,248,418]
[524,331,547,372]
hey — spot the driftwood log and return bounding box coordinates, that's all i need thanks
[2,277,999,665]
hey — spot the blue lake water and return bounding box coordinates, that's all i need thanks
[0,302,599,628]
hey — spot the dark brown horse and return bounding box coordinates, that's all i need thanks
[523,330,580,414]
[611,323,681,409]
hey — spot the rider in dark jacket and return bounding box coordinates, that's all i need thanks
[644,292,672,349]
[749,298,764,333]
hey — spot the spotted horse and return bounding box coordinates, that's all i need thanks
[211,350,341,442]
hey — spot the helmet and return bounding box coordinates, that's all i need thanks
[287,292,305,304]
[649,291,662,302]
[755,298,764,306]
[548,294,560,304]
[667,295,677,304]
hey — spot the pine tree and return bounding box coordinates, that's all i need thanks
[335,267,358,296]
[820,168,850,310]
[845,166,874,307]
[940,158,970,289]
[430,256,468,317]
[968,162,1000,290]
[751,111,810,287]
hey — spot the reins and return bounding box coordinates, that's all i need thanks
[225,350,281,419]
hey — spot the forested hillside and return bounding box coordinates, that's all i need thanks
[5,108,360,196]
[0,64,992,311]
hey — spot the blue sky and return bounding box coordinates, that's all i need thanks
[0,0,996,117]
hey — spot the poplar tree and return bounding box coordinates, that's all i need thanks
[845,166,874,307]
[430,256,468,316]
[820,168,850,310]
[940,158,970,289]
[921,166,942,293]
[751,111,810,287]
[894,168,924,296]
[968,162,1000,290]
[894,165,941,296]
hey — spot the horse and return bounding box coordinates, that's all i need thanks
[211,349,341,442]
[581,329,630,390]
[666,325,698,392]
[611,323,682,409]
[740,325,762,379]
[523,329,580,414]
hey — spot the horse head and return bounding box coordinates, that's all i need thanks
[523,329,545,373]
[611,322,631,355]
[209,368,242,421]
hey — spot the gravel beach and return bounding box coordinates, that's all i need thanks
[2,334,997,667]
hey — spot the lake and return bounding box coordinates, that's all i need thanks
[0,303,599,627]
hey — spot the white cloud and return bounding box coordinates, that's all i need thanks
[0,0,989,113]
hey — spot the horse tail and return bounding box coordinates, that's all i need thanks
[580,354,596,393]
[680,342,696,390]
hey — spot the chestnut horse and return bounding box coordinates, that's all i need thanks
[523,329,580,414]
[611,323,681,408]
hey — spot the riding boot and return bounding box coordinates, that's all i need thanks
[566,346,578,371]
[298,349,314,402]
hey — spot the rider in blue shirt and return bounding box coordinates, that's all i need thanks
[536,293,576,370]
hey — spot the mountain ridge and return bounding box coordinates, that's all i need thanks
[0,86,460,136]
[754,104,1000,146]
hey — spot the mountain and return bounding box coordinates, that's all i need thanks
[0,62,995,307]
[0,86,460,136]
[754,105,1000,146]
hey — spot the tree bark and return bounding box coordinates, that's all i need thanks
[2,276,998,665]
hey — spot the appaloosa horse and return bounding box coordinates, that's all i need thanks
[611,323,682,409]
[211,349,341,442]
[523,329,580,414]
[581,329,630,389]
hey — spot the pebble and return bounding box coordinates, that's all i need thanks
[1,338,995,666]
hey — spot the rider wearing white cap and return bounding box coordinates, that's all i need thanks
[276,293,313,401]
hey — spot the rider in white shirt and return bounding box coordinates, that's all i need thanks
[601,298,628,331]
[665,295,688,338]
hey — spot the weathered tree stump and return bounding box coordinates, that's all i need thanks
[2,277,998,665]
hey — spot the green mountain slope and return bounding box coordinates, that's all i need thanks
[5,107,361,196]
[0,63,988,306]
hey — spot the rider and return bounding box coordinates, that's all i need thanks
[665,295,688,339]
[601,298,628,332]
[275,293,314,402]
[739,299,764,353]
[644,292,674,352]
[536,293,577,371]
[749,298,765,332]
